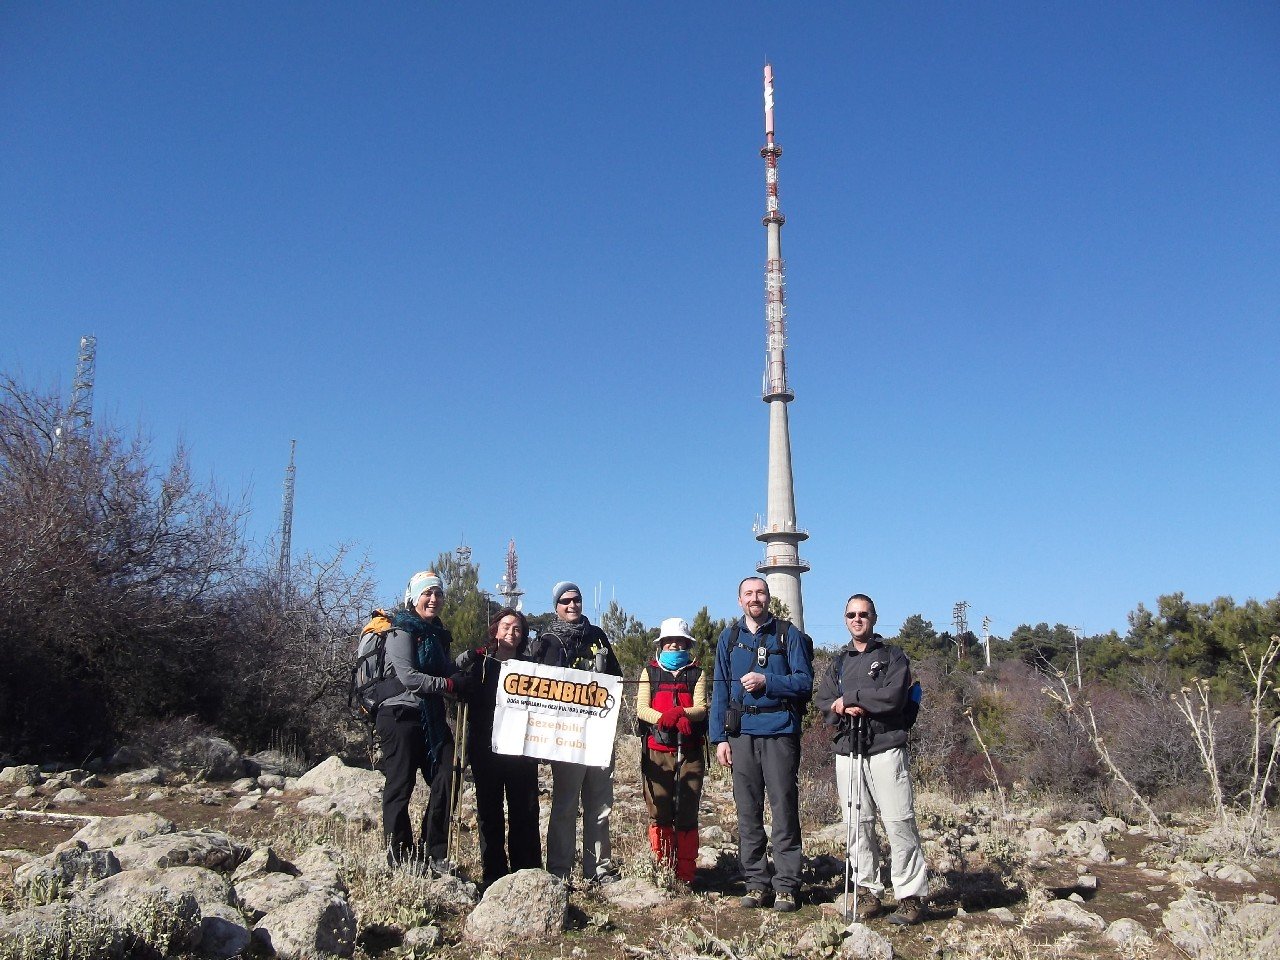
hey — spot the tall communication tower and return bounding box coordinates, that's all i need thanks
[495,539,524,611]
[455,540,472,568]
[752,63,809,630]
[55,335,97,448]
[277,440,296,591]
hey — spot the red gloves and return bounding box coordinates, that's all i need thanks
[658,706,684,728]
[675,715,694,737]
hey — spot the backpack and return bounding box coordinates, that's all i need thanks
[349,609,407,723]
[635,663,706,743]
[728,618,815,712]
[831,646,923,730]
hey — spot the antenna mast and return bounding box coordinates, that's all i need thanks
[753,63,809,629]
[277,439,296,593]
[496,539,525,611]
[56,335,97,448]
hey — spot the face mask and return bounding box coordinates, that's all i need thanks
[658,649,691,670]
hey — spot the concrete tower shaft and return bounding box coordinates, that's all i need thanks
[753,64,808,630]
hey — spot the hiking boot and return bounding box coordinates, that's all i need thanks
[773,891,799,913]
[593,867,622,886]
[740,889,771,909]
[855,888,883,920]
[887,896,925,926]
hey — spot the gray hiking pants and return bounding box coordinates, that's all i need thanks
[836,746,928,899]
[728,732,803,896]
[546,755,616,881]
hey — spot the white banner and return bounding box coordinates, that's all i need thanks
[491,661,621,767]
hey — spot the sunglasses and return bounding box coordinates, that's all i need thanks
[846,611,873,620]
[558,596,583,605]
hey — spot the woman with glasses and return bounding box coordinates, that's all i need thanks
[454,607,543,889]
[525,580,623,884]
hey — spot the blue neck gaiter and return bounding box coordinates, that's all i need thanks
[658,650,691,671]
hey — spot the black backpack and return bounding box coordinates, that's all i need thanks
[349,609,406,723]
[635,663,706,743]
[830,645,923,730]
[728,618,815,712]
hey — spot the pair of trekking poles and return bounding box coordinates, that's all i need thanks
[445,700,470,871]
[842,714,869,923]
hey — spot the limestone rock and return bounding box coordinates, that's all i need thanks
[71,812,176,849]
[296,756,381,795]
[1224,902,1280,940]
[115,767,165,786]
[989,907,1016,922]
[1211,863,1257,884]
[253,891,356,959]
[1039,898,1106,931]
[82,866,236,915]
[599,876,671,909]
[201,903,253,960]
[0,764,41,786]
[404,924,443,949]
[1163,893,1218,958]
[14,846,121,903]
[246,748,299,777]
[230,777,258,792]
[840,922,895,960]
[464,869,567,941]
[1103,917,1154,948]
[235,873,313,920]
[293,845,347,893]
[0,902,128,958]
[1060,820,1103,853]
[232,845,297,883]
[14,785,37,799]
[73,874,203,954]
[258,772,287,790]
[53,787,88,804]
[110,828,248,872]
[172,734,244,781]
[1022,827,1056,858]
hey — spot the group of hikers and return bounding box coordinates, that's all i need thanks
[370,571,928,926]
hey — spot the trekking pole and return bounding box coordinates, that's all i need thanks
[446,700,469,872]
[855,716,865,926]
[670,732,683,870]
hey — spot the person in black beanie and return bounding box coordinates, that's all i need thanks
[454,607,542,889]
[525,581,623,884]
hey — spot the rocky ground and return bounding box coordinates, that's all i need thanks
[1,736,1278,959]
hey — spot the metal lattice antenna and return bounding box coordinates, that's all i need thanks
[952,601,971,661]
[496,538,525,611]
[69,335,97,435]
[278,440,296,591]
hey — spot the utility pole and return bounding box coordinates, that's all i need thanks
[982,615,992,668]
[952,601,970,662]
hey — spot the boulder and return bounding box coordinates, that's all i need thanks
[1103,918,1153,949]
[200,903,253,960]
[464,869,567,941]
[73,875,203,954]
[293,845,347,893]
[110,828,248,872]
[253,892,356,959]
[404,924,443,949]
[71,813,176,849]
[52,787,88,804]
[840,922,894,959]
[172,735,244,781]
[245,748,298,777]
[14,846,121,903]
[1224,902,1280,940]
[1060,821,1104,853]
[80,866,235,915]
[1039,898,1106,931]
[258,772,287,790]
[114,767,165,786]
[599,876,671,909]
[297,789,379,827]
[1022,827,1056,858]
[236,872,314,920]
[1163,894,1218,957]
[232,845,297,884]
[296,756,382,796]
[0,902,128,958]
[0,764,42,786]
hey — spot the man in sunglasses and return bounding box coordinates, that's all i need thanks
[526,580,623,884]
[709,576,812,913]
[815,594,927,925]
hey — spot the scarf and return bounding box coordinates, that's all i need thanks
[392,606,452,778]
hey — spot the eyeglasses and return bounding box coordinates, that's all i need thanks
[846,611,873,620]
[558,596,582,606]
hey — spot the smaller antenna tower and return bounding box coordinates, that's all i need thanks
[55,335,97,448]
[981,615,992,668]
[495,539,524,611]
[277,440,296,592]
[952,600,970,661]
[455,540,473,567]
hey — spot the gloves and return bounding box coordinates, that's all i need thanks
[657,706,684,729]
[675,715,694,737]
[446,672,474,698]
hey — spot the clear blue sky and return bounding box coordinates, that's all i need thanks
[3,3,1277,643]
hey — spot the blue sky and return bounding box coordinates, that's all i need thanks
[3,3,1277,643]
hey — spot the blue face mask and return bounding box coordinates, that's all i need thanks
[658,649,691,670]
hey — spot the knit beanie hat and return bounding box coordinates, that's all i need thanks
[552,581,582,605]
[405,570,444,606]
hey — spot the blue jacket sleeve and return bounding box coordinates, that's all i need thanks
[763,623,813,702]
[708,628,733,743]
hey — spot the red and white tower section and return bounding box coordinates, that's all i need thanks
[754,63,809,629]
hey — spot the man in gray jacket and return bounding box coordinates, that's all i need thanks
[815,594,927,925]
[377,570,471,868]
